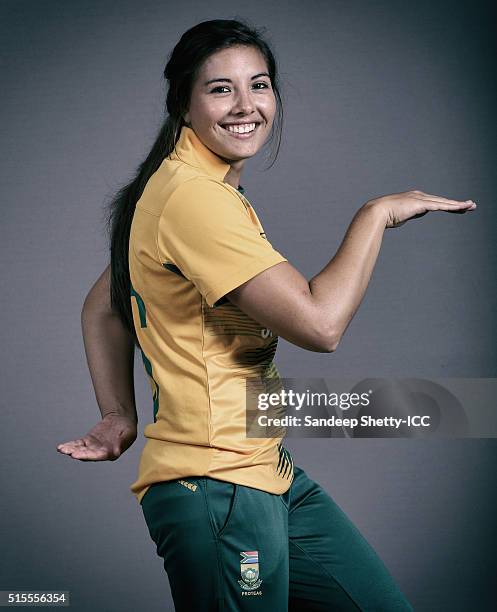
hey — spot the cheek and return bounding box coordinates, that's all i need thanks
[200,100,232,124]
[260,95,276,117]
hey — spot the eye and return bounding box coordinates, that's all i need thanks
[210,86,231,94]
[209,82,272,94]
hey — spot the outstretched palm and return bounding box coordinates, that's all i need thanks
[56,414,137,461]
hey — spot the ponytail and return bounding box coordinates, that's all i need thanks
[105,117,182,344]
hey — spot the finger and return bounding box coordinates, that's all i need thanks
[68,446,110,461]
[57,436,102,453]
[420,200,475,211]
[424,201,475,212]
[57,446,76,455]
[448,206,476,214]
[58,438,86,448]
[57,440,86,453]
[417,194,475,206]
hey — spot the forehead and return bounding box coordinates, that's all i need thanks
[198,45,268,78]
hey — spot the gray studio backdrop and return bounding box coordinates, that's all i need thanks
[1,1,496,610]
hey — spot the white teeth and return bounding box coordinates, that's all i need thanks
[223,123,256,134]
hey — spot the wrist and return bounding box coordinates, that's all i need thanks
[102,408,137,426]
[361,198,389,228]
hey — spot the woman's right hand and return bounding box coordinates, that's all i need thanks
[56,414,137,461]
[365,190,477,228]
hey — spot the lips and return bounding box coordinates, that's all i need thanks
[221,121,261,127]
[220,122,261,138]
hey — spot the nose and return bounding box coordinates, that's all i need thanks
[232,88,255,115]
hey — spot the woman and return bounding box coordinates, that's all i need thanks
[57,19,476,611]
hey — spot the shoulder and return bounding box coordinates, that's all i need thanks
[160,175,247,223]
[170,174,239,199]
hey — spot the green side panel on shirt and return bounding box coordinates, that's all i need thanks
[131,283,159,422]
[131,286,147,328]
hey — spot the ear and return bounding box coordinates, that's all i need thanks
[183,112,191,126]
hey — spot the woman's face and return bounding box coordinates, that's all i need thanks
[184,45,276,164]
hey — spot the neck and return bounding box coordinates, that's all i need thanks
[223,159,245,190]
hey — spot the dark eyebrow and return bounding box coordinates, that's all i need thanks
[203,72,270,86]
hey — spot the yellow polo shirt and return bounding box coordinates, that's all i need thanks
[128,125,294,504]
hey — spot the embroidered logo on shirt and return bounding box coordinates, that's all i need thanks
[238,551,263,594]
[178,479,197,492]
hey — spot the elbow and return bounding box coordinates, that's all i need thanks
[81,295,93,323]
[326,336,340,353]
[81,301,92,335]
[303,315,341,353]
[322,335,340,353]
[80,294,103,329]
[81,298,88,323]
[318,324,341,353]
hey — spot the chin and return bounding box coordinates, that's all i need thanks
[216,140,259,158]
[228,148,259,162]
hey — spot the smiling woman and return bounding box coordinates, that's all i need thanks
[184,44,277,189]
[57,16,475,612]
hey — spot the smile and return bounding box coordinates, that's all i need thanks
[220,122,259,138]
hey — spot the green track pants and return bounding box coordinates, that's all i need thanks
[141,465,413,611]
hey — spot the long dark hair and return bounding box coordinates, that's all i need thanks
[105,18,284,344]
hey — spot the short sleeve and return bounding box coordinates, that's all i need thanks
[157,177,287,307]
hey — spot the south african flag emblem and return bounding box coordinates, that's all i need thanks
[238,550,262,591]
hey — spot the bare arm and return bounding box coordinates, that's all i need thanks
[57,264,138,461]
[227,190,476,353]
[80,265,137,423]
